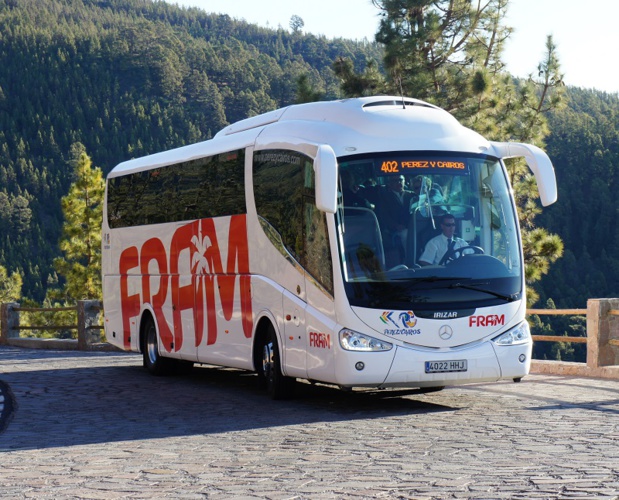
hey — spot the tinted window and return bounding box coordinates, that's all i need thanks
[107,150,245,228]
[254,149,333,294]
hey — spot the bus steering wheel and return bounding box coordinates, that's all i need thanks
[439,245,484,265]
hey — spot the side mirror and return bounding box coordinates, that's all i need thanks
[314,144,338,213]
[490,142,557,206]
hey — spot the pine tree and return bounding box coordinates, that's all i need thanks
[52,146,104,301]
[295,74,323,103]
[332,57,385,97]
[0,264,22,302]
[371,0,512,110]
[336,1,564,305]
[289,15,304,34]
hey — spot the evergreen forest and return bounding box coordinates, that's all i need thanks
[0,0,380,301]
[1,0,619,361]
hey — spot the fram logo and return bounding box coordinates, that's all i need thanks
[309,331,331,349]
[119,215,253,352]
[469,314,505,327]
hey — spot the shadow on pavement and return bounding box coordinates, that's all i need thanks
[0,350,457,451]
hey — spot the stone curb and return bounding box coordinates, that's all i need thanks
[2,338,123,351]
[531,359,619,379]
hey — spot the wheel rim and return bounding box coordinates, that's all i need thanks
[146,326,158,365]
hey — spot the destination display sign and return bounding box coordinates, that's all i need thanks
[376,157,469,174]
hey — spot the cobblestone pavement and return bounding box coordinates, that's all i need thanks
[0,346,618,499]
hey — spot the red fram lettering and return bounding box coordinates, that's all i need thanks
[118,215,253,352]
[469,314,505,327]
[119,246,140,349]
[309,331,331,349]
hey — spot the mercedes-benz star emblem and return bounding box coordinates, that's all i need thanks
[439,325,453,340]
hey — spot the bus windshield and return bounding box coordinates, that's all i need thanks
[337,151,522,310]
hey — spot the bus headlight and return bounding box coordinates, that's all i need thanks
[339,329,393,352]
[492,321,531,346]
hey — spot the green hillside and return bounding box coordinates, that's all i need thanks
[539,88,619,307]
[0,0,381,301]
[1,0,618,318]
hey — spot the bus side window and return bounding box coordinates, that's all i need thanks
[304,201,333,294]
[253,150,305,263]
[254,150,333,294]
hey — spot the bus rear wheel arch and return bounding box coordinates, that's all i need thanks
[140,313,192,376]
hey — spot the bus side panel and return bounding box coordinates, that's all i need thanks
[305,285,338,384]
[173,231,198,362]
[102,274,136,351]
[104,215,256,367]
[103,272,178,355]
[249,277,307,378]
[107,223,182,359]
[282,288,308,379]
[193,272,255,371]
[176,215,255,369]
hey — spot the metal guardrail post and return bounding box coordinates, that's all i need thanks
[0,302,20,344]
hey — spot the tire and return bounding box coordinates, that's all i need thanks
[260,325,296,400]
[142,316,176,376]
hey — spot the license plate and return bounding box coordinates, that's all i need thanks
[425,360,467,373]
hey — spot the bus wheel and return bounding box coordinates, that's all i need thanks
[261,326,295,400]
[142,316,175,376]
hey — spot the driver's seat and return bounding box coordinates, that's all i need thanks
[342,207,385,278]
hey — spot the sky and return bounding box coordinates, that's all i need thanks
[171,0,619,94]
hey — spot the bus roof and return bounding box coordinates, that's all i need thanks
[108,96,490,178]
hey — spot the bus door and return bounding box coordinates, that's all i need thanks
[251,143,337,379]
[303,199,337,382]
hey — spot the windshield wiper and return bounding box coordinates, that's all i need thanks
[448,282,518,302]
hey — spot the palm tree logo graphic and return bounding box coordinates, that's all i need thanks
[191,226,211,275]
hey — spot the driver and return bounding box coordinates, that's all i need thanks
[419,214,468,266]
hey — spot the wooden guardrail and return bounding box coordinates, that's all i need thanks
[0,300,108,350]
[527,308,588,344]
[527,299,619,378]
[527,307,619,348]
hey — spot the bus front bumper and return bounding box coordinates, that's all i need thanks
[335,340,532,389]
[382,340,532,388]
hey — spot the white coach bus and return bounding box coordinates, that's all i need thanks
[102,96,557,399]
